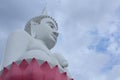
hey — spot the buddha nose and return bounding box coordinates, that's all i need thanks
[53,32,59,37]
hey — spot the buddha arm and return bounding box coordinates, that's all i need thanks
[52,53,68,68]
[3,31,29,67]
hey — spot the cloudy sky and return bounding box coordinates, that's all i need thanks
[1,0,120,80]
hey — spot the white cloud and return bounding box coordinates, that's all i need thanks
[46,0,120,79]
[106,65,120,80]
[65,48,110,79]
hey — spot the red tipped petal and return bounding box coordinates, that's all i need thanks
[22,58,41,80]
[31,58,43,80]
[22,61,33,80]
[31,58,39,67]
[31,58,36,62]
[51,65,61,80]
[1,67,9,79]
[40,61,52,80]
[52,65,60,74]
[62,72,67,76]
[40,61,51,72]
[6,62,22,80]
[19,59,29,70]
[61,72,68,80]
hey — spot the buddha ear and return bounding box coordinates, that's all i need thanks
[30,21,38,38]
[31,27,36,38]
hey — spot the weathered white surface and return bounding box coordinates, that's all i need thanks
[2,16,68,73]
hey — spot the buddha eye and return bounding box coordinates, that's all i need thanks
[47,21,56,30]
[50,25,54,29]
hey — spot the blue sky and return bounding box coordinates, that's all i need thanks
[0,0,120,80]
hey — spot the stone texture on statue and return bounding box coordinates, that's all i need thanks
[2,10,69,75]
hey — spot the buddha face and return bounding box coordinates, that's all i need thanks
[30,17,58,49]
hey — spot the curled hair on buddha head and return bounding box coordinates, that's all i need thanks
[24,15,58,35]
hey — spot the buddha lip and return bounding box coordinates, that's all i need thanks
[51,34,57,41]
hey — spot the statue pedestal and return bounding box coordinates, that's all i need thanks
[0,58,73,80]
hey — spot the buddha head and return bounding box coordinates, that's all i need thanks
[24,11,58,50]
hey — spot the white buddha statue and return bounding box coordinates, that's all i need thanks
[2,10,68,73]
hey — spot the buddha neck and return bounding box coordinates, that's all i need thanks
[33,38,52,54]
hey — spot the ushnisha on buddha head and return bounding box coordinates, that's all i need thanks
[24,10,59,49]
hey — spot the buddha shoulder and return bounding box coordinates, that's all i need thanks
[8,31,31,41]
